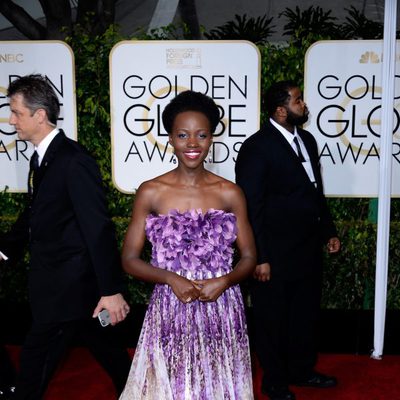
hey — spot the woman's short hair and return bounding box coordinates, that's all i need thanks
[162,90,220,134]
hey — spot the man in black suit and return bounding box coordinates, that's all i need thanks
[0,74,131,399]
[235,81,340,400]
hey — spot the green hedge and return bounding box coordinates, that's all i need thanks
[2,213,400,310]
[1,24,400,309]
[322,220,400,309]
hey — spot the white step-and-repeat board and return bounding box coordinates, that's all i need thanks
[0,41,76,192]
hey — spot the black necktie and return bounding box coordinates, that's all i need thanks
[293,136,305,162]
[28,150,39,196]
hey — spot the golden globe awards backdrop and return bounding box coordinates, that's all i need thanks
[110,40,260,193]
[304,40,400,197]
[0,41,76,192]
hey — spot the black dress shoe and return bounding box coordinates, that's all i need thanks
[292,371,337,388]
[262,384,296,400]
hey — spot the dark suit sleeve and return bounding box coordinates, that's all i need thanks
[66,152,124,296]
[316,173,337,242]
[235,136,270,265]
[303,131,337,242]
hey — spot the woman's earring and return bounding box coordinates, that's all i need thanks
[208,147,213,163]
[169,141,176,164]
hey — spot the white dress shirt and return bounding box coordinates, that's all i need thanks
[270,118,316,185]
[35,128,59,166]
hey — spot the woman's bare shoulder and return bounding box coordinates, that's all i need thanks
[208,172,240,192]
[203,172,243,208]
[135,172,175,207]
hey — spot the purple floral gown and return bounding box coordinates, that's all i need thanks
[119,209,254,400]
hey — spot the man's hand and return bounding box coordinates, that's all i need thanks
[327,237,341,254]
[92,293,130,326]
[253,263,271,282]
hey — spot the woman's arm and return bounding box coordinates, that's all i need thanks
[195,183,257,301]
[224,183,257,285]
[122,182,200,303]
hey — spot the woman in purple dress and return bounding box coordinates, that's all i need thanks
[119,91,256,400]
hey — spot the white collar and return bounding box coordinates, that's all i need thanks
[35,128,59,165]
[270,118,299,144]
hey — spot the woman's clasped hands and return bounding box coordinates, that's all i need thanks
[168,274,230,304]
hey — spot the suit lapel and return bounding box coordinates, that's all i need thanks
[268,121,314,182]
[32,130,66,197]
[268,121,301,164]
[269,121,319,191]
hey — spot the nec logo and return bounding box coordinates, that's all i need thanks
[0,53,23,63]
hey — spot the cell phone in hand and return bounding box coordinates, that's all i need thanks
[98,309,111,327]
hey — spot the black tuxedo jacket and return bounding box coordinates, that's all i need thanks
[1,131,124,324]
[235,120,337,280]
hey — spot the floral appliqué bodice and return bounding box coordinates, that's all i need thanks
[145,209,237,276]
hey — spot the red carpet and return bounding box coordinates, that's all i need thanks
[6,346,400,399]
